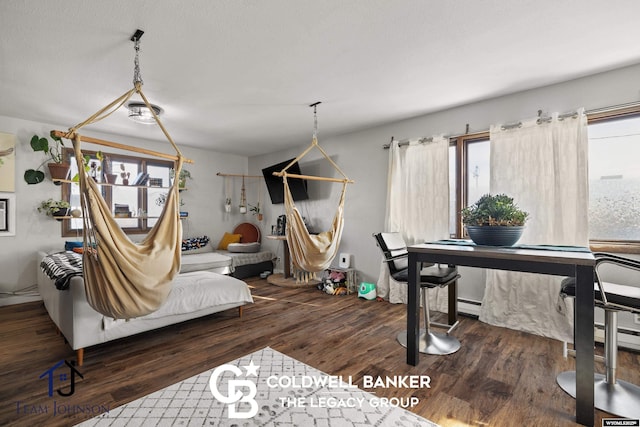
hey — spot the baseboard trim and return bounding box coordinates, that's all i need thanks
[458,298,481,318]
[457,297,640,352]
[594,323,640,352]
[0,295,42,307]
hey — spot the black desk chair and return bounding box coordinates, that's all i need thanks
[557,252,640,419]
[374,232,461,355]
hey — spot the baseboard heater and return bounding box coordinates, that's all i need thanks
[456,297,640,352]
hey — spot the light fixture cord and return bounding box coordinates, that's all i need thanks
[133,37,143,86]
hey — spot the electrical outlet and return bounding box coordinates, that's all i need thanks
[635,314,640,325]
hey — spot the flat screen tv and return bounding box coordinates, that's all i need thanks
[262,159,309,204]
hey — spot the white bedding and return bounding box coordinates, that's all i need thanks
[180,251,232,273]
[103,271,253,329]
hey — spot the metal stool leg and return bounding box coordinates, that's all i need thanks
[557,309,640,418]
[397,287,461,355]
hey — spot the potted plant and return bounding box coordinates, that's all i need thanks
[461,193,529,246]
[249,203,263,221]
[38,198,71,220]
[24,132,70,184]
[71,151,103,182]
[224,197,232,213]
[120,164,130,185]
[170,168,192,189]
[103,155,117,184]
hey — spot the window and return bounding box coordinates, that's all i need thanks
[61,149,174,237]
[587,108,640,252]
[449,133,490,238]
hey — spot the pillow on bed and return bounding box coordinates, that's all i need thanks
[182,236,211,252]
[227,242,261,253]
[217,232,242,250]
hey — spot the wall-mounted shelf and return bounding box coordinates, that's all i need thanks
[53,178,175,190]
[53,215,186,221]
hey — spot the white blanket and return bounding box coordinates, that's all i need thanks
[103,271,253,329]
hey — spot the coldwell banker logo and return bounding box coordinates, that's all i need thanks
[209,360,260,419]
[210,359,430,420]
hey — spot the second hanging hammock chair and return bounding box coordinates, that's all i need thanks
[276,103,354,281]
[54,33,192,319]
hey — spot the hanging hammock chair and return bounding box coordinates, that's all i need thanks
[282,170,347,279]
[276,104,354,281]
[53,33,192,319]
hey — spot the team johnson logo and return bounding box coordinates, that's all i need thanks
[208,361,259,419]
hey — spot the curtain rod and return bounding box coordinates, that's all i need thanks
[383,130,488,149]
[216,172,263,179]
[382,100,640,149]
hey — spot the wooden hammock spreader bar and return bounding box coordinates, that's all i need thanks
[275,136,354,184]
[274,171,354,184]
[52,130,194,164]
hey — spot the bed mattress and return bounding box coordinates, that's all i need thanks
[180,251,232,273]
[216,250,275,268]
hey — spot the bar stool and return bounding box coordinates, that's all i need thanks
[557,253,640,419]
[374,232,461,355]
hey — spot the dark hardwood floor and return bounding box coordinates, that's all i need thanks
[1,277,639,426]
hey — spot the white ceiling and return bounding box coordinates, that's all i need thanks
[1,1,640,157]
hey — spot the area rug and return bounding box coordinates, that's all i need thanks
[78,347,438,426]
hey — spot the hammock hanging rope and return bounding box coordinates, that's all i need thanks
[56,32,191,319]
[275,103,354,280]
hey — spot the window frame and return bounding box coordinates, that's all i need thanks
[586,105,640,254]
[60,148,174,237]
[450,131,490,239]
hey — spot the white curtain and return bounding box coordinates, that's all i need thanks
[378,137,450,310]
[479,109,589,342]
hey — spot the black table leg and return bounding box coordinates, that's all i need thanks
[407,252,420,366]
[575,264,595,426]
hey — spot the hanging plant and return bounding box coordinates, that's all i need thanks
[249,203,263,221]
[239,176,247,213]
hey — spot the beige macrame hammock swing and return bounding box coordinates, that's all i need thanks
[275,105,354,282]
[53,36,191,319]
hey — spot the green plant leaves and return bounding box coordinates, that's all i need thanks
[30,135,49,153]
[461,193,529,226]
[24,169,45,184]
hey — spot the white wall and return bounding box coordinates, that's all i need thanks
[3,62,640,333]
[249,62,640,330]
[0,115,248,302]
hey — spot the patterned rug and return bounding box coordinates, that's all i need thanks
[79,347,438,426]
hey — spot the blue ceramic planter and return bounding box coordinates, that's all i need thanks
[465,225,524,246]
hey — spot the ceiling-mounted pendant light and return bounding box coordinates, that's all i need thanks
[126,29,163,124]
[127,101,163,124]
